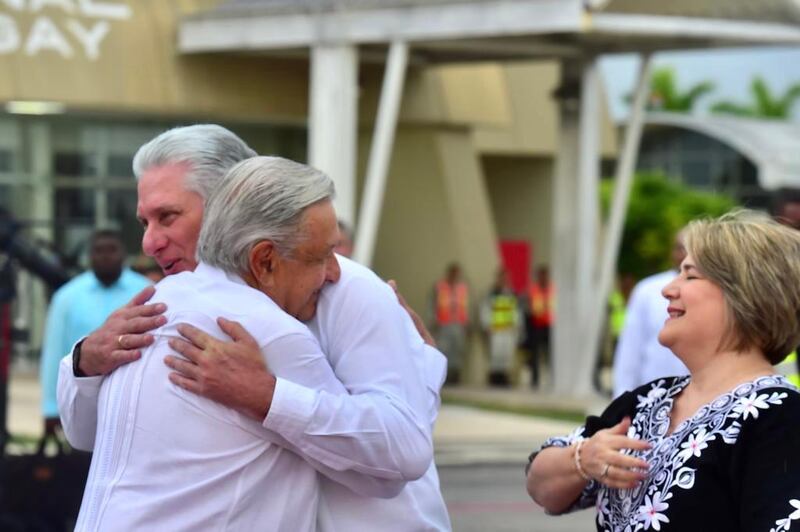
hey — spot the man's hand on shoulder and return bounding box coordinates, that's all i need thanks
[165,318,276,421]
[77,285,167,376]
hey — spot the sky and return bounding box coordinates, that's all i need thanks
[599,46,800,122]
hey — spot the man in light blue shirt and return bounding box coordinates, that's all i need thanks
[40,229,150,423]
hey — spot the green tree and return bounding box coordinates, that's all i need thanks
[600,173,736,279]
[625,67,715,112]
[711,76,800,119]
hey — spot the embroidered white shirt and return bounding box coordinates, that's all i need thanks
[74,263,346,532]
[302,256,451,531]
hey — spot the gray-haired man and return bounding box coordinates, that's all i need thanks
[59,126,451,530]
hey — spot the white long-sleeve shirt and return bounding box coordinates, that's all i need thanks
[60,257,451,531]
[612,269,689,398]
[305,256,451,531]
[75,263,347,532]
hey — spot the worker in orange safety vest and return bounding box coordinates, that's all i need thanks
[431,262,469,383]
[524,265,553,389]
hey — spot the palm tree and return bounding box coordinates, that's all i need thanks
[711,77,800,119]
[625,67,715,113]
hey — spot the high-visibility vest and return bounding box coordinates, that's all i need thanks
[435,281,468,325]
[775,351,800,388]
[529,283,553,327]
[491,293,517,330]
[609,290,626,337]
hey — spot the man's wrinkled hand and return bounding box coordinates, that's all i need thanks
[79,285,167,376]
[164,317,276,421]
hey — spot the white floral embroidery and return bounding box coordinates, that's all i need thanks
[676,428,715,462]
[597,495,609,527]
[770,499,800,532]
[734,392,770,420]
[721,421,740,445]
[594,375,796,531]
[638,492,671,530]
[670,467,695,490]
[636,381,668,409]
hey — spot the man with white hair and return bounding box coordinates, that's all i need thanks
[59,125,450,530]
[76,156,346,530]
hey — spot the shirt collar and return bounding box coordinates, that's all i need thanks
[193,261,251,289]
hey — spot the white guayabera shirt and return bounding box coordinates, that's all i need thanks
[72,263,347,531]
[305,255,451,532]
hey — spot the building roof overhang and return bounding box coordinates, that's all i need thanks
[178,0,800,62]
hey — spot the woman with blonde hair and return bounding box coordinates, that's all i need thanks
[526,209,800,531]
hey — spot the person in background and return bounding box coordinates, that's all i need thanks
[39,229,150,433]
[773,188,800,386]
[611,230,689,398]
[527,210,800,531]
[431,262,469,383]
[480,268,520,386]
[595,273,636,394]
[525,265,553,389]
[334,219,354,258]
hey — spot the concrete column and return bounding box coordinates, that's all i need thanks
[550,73,580,395]
[353,40,409,267]
[550,59,602,396]
[576,59,600,319]
[87,126,110,227]
[308,44,359,225]
[26,119,53,361]
[584,55,653,381]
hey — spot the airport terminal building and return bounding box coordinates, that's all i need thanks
[3,0,799,391]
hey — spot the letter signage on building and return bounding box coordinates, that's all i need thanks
[0,0,131,60]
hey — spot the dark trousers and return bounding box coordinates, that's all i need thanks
[527,324,550,388]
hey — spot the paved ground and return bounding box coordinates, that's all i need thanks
[6,373,599,530]
[441,463,594,532]
[433,404,577,466]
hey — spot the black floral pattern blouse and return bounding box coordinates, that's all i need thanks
[539,375,800,531]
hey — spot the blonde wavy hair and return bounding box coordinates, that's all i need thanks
[685,209,800,364]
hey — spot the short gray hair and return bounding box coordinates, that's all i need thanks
[197,156,335,275]
[132,124,257,203]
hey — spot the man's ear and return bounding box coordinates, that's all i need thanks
[248,240,277,289]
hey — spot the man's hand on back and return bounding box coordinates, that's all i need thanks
[164,318,276,421]
[78,286,167,376]
[387,280,437,348]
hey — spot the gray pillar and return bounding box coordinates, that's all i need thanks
[551,58,602,397]
[26,119,53,362]
[308,44,359,225]
[353,41,408,267]
[584,55,653,390]
[551,61,581,395]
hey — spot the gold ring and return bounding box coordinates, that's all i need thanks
[601,463,611,478]
[117,335,125,348]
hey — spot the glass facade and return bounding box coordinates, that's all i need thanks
[0,115,307,262]
[0,113,307,360]
[638,127,767,209]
